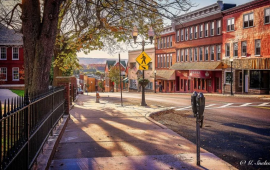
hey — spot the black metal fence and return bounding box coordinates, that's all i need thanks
[0,86,66,170]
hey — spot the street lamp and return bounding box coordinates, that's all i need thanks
[154,70,156,93]
[132,26,154,106]
[230,58,233,96]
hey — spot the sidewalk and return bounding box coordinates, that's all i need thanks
[50,95,236,170]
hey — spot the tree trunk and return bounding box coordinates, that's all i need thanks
[22,0,62,94]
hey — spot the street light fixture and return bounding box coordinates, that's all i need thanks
[154,70,157,93]
[132,26,154,106]
[230,58,233,96]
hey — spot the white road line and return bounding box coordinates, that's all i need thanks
[175,106,191,110]
[258,103,269,106]
[205,104,216,108]
[240,103,252,107]
[218,103,233,108]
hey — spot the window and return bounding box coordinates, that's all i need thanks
[217,20,221,35]
[170,36,172,47]
[227,18,235,31]
[198,79,201,89]
[145,82,153,90]
[211,21,214,36]
[265,8,270,24]
[190,27,193,40]
[167,37,169,48]
[225,72,232,84]
[225,43,230,57]
[217,45,221,60]
[244,13,254,28]
[194,48,198,61]
[163,37,166,48]
[0,67,7,81]
[195,26,198,39]
[250,70,260,88]
[170,54,172,66]
[157,55,160,68]
[239,71,242,87]
[177,30,180,42]
[233,43,238,57]
[148,62,153,69]
[181,49,184,62]
[185,49,188,61]
[194,78,197,89]
[157,39,160,49]
[185,28,188,41]
[167,54,169,67]
[255,39,261,56]
[202,79,205,90]
[189,48,193,62]
[0,47,7,60]
[160,38,163,48]
[205,23,208,37]
[163,54,166,67]
[205,47,209,61]
[199,47,203,61]
[181,29,184,41]
[12,67,19,81]
[200,24,203,38]
[177,49,180,62]
[241,41,247,56]
[211,46,214,61]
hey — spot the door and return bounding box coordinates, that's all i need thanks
[176,76,180,91]
[207,80,212,92]
[245,75,248,92]
[215,77,220,92]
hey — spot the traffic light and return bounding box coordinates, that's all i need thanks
[191,91,198,117]
[196,93,205,121]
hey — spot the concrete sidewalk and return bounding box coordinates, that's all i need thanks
[50,95,236,170]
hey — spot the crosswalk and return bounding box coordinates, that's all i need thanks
[173,102,270,110]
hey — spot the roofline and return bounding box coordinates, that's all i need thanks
[222,0,268,14]
[128,47,155,53]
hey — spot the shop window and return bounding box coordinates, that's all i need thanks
[225,43,230,57]
[244,13,254,28]
[211,21,214,36]
[202,79,205,90]
[188,80,190,91]
[205,23,208,37]
[217,20,221,35]
[265,8,270,24]
[205,47,209,61]
[181,79,183,89]
[185,28,189,41]
[189,48,193,62]
[241,41,247,56]
[190,27,193,40]
[227,18,234,31]
[233,42,238,57]
[195,26,198,39]
[0,47,7,60]
[211,46,214,61]
[255,39,261,56]
[194,78,197,89]
[198,79,201,89]
[239,71,242,87]
[225,72,232,84]
[217,45,221,60]
[250,70,260,89]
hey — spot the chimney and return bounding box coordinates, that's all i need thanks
[217,0,224,10]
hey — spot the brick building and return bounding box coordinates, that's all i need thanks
[0,24,24,89]
[155,26,176,93]
[222,0,270,94]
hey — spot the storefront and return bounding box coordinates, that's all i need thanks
[152,70,175,93]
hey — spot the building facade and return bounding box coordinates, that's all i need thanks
[0,24,24,89]
[222,0,270,94]
[128,48,155,92]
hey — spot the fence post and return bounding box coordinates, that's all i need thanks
[55,76,71,114]
[24,90,30,168]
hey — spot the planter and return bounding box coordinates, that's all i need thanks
[138,78,149,87]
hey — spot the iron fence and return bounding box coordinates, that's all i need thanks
[0,86,66,170]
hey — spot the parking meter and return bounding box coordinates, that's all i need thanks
[191,91,198,117]
[196,93,205,122]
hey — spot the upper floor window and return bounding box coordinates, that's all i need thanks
[167,54,169,67]
[211,21,214,36]
[244,13,254,28]
[170,36,172,47]
[157,39,160,49]
[217,45,221,60]
[211,46,214,61]
[233,43,238,57]
[189,48,193,62]
[185,49,188,61]
[227,18,234,31]
[265,8,270,24]
[199,47,203,61]
[200,24,203,38]
[177,30,180,42]
[170,54,172,66]
[194,48,198,61]
[195,26,198,39]
[205,23,208,37]
[241,41,247,56]
[12,67,19,81]
[185,28,189,41]
[205,47,209,61]
[160,38,163,48]
[163,38,166,48]
[167,37,170,48]
[177,49,180,62]
[181,49,184,62]
[225,43,230,57]
[255,39,261,56]
[217,20,221,35]
[190,27,193,40]
[0,67,7,81]
[0,47,7,60]
[157,55,160,68]
[181,29,184,41]
[163,54,166,67]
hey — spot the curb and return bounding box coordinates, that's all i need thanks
[144,108,174,129]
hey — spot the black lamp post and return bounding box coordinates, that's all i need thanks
[230,58,233,96]
[154,70,156,93]
[91,81,92,93]
[132,26,154,106]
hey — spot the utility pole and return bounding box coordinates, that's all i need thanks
[119,54,123,106]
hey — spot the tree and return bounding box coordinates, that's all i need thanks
[109,66,120,88]
[0,0,194,94]
[98,81,104,92]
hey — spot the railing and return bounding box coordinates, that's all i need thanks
[0,86,66,170]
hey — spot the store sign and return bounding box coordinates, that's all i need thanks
[189,70,211,78]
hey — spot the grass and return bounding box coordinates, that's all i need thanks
[10,90,24,97]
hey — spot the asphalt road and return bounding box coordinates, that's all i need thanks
[88,92,270,170]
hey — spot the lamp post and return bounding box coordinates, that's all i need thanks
[91,81,93,93]
[154,70,156,93]
[230,58,233,96]
[132,26,154,106]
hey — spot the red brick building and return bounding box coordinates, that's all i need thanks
[222,0,270,94]
[0,24,24,89]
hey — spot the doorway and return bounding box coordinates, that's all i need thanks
[184,80,187,92]
[215,77,220,92]
[176,76,180,91]
[207,80,212,92]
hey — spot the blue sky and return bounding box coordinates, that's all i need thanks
[77,0,253,59]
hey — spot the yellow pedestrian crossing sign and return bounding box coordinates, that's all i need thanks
[139,64,149,70]
[136,51,151,65]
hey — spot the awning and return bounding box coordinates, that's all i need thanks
[151,70,175,80]
[170,61,227,70]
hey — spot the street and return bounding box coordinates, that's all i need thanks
[89,92,270,170]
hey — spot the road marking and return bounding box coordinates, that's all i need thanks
[254,106,270,110]
[258,103,269,106]
[240,103,252,107]
[218,103,233,108]
[205,104,216,107]
[175,106,191,110]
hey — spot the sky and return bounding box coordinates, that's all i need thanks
[77,0,253,59]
